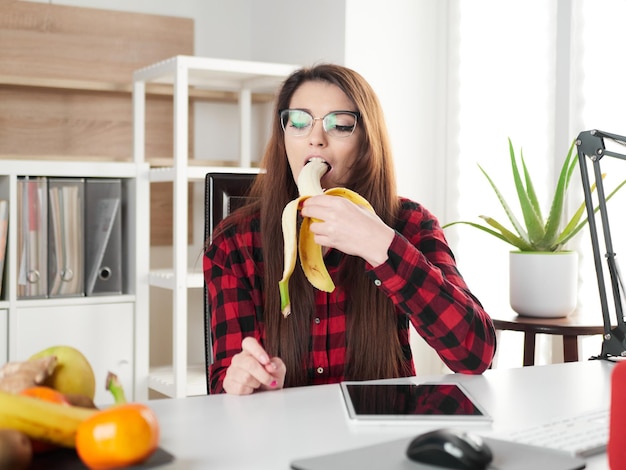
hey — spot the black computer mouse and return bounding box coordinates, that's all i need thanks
[406,428,493,470]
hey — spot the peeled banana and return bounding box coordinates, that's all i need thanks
[279,158,374,317]
[0,390,96,448]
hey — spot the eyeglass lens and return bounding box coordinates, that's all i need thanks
[281,110,358,138]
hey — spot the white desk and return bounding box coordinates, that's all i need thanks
[148,360,614,469]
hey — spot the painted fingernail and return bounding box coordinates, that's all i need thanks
[270,380,277,388]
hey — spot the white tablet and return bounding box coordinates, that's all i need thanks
[339,381,492,424]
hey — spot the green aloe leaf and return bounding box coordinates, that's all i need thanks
[479,216,534,251]
[543,141,577,247]
[443,220,531,251]
[508,139,545,244]
[443,137,626,252]
[477,164,530,244]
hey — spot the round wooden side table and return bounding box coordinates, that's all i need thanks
[490,310,606,366]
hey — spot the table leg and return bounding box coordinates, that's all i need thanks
[563,336,579,362]
[523,333,536,366]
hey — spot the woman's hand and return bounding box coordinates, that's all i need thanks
[300,194,395,267]
[223,337,286,395]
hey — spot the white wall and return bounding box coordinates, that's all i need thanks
[344,1,447,218]
[249,0,345,66]
[344,0,449,375]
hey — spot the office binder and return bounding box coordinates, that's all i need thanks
[84,179,122,296]
[17,177,48,298]
[48,178,85,297]
[0,200,7,298]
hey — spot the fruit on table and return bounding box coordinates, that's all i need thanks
[29,345,96,400]
[76,372,160,469]
[20,386,72,453]
[64,392,98,409]
[0,355,58,394]
[20,385,71,404]
[279,157,375,316]
[76,402,160,470]
[0,429,32,470]
[0,390,96,448]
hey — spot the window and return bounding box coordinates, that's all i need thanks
[446,0,626,365]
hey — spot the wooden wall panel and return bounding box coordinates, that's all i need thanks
[0,0,192,83]
[0,87,184,161]
[0,0,195,245]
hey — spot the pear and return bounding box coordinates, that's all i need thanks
[29,345,96,400]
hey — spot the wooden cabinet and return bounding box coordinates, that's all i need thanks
[133,55,297,398]
[14,303,135,404]
[0,160,149,404]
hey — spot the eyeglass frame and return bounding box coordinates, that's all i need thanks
[279,108,361,138]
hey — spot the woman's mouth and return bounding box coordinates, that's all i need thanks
[306,157,331,174]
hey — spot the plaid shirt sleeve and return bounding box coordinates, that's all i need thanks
[204,216,265,394]
[367,199,496,373]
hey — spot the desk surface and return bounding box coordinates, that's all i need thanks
[146,360,614,470]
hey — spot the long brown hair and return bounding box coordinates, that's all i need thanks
[234,64,408,386]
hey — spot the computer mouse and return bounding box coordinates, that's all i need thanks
[406,428,493,470]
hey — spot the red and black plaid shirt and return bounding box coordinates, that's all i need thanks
[204,198,496,394]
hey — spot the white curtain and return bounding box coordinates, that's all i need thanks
[572,0,626,362]
[446,0,626,367]
[444,1,556,367]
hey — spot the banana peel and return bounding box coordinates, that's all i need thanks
[279,158,374,317]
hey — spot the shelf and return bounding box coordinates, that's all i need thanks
[134,55,297,92]
[13,295,137,308]
[149,269,204,290]
[0,159,150,403]
[148,364,207,397]
[0,75,277,103]
[149,165,261,183]
[135,56,298,398]
[0,159,145,178]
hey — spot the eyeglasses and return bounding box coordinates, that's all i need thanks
[279,109,360,138]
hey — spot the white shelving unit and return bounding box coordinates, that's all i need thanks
[0,159,150,405]
[133,56,298,398]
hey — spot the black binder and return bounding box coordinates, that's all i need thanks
[84,179,122,296]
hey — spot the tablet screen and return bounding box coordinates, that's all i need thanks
[340,382,491,423]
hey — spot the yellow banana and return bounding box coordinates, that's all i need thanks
[298,215,334,293]
[0,390,96,448]
[279,158,374,317]
[279,198,301,306]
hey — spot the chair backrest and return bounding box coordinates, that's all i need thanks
[203,172,258,393]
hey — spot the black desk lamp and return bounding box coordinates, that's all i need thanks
[577,129,626,359]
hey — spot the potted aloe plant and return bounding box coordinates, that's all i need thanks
[444,138,626,318]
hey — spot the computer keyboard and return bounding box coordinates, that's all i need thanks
[500,408,609,458]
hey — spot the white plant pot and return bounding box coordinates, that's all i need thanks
[509,251,578,318]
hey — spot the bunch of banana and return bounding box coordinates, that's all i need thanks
[279,157,374,317]
[0,390,96,448]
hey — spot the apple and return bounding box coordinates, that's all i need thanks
[29,346,96,400]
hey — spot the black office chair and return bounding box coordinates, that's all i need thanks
[203,172,258,393]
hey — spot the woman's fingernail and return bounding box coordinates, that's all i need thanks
[270,380,277,388]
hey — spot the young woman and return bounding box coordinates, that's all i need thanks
[204,64,496,395]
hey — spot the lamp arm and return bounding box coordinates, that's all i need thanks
[577,129,626,359]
